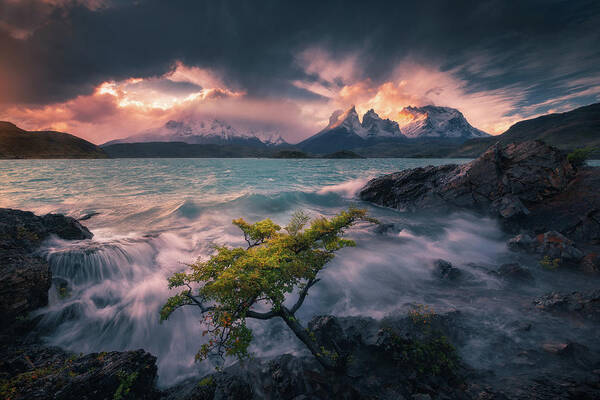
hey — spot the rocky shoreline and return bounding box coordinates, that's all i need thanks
[1,140,600,399]
[360,140,600,274]
[0,209,159,400]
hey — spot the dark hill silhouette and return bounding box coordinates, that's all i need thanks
[0,122,107,159]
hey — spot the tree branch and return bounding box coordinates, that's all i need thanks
[185,292,214,313]
[290,278,320,314]
[246,309,279,320]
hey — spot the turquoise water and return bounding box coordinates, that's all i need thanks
[1,158,598,386]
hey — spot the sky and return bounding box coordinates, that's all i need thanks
[0,0,599,144]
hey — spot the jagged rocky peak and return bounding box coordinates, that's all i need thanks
[324,106,403,139]
[397,105,490,139]
[327,105,364,133]
[361,109,403,138]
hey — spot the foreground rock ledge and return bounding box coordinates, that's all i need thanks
[0,208,93,325]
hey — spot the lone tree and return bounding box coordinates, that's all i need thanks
[160,208,374,371]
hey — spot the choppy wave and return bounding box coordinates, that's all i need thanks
[317,176,372,198]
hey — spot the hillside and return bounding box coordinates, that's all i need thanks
[0,122,107,159]
[453,103,600,157]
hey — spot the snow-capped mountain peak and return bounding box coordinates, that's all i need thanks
[361,109,402,138]
[163,119,250,140]
[327,105,366,136]
[397,105,489,139]
[103,118,288,147]
[320,106,403,139]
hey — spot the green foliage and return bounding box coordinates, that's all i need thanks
[540,255,560,270]
[197,376,214,387]
[15,314,29,322]
[58,282,71,299]
[161,208,373,363]
[113,371,139,400]
[381,330,459,378]
[16,225,39,241]
[408,304,436,326]
[567,147,596,167]
[379,308,460,381]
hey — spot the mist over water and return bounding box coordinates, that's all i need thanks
[1,158,598,387]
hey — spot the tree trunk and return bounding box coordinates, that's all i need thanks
[279,306,338,371]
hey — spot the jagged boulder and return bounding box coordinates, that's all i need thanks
[492,263,534,283]
[0,208,92,251]
[433,259,463,281]
[508,231,584,264]
[359,140,575,217]
[534,290,600,321]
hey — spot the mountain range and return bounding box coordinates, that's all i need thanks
[1,102,598,159]
[103,119,288,148]
[297,105,489,154]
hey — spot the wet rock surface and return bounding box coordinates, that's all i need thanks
[433,259,463,282]
[0,208,93,325]
[508,231,584,265]
[359,140,576,219]
[533,290,600,322]
[0,341,158,400]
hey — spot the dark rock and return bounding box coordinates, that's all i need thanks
[0,208,92,252]
[307,315,354,355]
[0,254,51,325]
[433,259,462,281]
[533,231,583,261]
[78,211,100,221]
[359,141,575,216]
[0,343,158,400]
[493,263,534,283]
[162,373,253,400]
[507,233,537,252]
[525,168,600,244]
[0,209,92,326]
[533,290,600,321]
[580,253,600,274]
[374,223,402,235]
[509,231,587,270]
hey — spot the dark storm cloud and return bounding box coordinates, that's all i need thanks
[1,0,599,111]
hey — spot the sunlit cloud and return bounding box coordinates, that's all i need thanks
[0,61,316,144]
